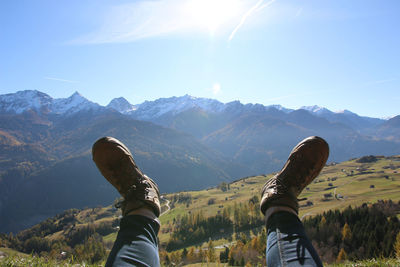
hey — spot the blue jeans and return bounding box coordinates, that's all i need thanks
[107,212,322,266]
[267,211,323,266]
[106,215,160,267]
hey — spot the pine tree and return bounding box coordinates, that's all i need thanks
[182,247,188,261]
[258,228,266,254]
[165,254,170,265]
[220,246,230,263]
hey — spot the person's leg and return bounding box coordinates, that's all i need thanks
[260,136,329,267]
[106,214,160,267]
[92,137,161,267]
[266,211,323,267]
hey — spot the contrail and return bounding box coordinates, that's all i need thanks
[229,0,276,42]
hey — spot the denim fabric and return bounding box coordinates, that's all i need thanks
[106,215,160,267]
[266,211,323,267]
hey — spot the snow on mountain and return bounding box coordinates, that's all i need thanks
[336,109,357,115]
[266,104,293,113]
[1,91,387,129]
[107,97,137,114]
[132,96,298,120]
[51,92,101,114]
[0,90,53,114]
[133,95,225,120]
[300,105,334,115]
[0,90,101,115]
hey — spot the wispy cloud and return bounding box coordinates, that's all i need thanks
[229,0,276,42]
[69,0,274,45]
[70,1,180,44]
[44,77,79,83]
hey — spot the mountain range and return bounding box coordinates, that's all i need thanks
[0,90,399,233]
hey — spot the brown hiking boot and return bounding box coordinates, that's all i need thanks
[92,137,161,217]
[260,136,329,215]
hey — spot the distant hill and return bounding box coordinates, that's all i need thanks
[376,115,400,142]
[0,108,249,232]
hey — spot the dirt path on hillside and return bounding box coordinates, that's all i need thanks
[161,198,171,216]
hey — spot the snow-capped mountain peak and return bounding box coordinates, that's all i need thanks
[107,97,137,114]
[300,105,333,115]
[0,90,101,115]
[51,91,96,114]
[1,90,386,131]
[133,95,226,120]
[0,90,53,114]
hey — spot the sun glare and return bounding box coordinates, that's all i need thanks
[183,0,243,35]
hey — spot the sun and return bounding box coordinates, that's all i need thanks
[183,0,243,35]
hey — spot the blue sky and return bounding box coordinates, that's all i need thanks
[1,0,399,118]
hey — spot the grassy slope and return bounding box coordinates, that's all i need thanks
[158,155,400,243]
[1,155,400,266]
[0,247,27,257]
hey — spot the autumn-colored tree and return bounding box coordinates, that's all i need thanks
[228,246,236,266]
[341,222,352,241]
[197,247,205,262]
[206,240,216,262]
[169,250,182,265]
[336,248,347,262]
[319,216,327,227]
[250,236,258,250]
[395,231,400,258]
[258,229,266,254]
